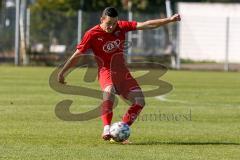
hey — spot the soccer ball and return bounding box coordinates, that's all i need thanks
[110,122,130,142]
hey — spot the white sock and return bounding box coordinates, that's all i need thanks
[104,125,110,131]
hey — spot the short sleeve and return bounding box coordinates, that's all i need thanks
[118,21,137,32]
[76,31,92,53]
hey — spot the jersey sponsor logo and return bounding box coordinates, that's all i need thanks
[102,39,133,53]
[103,39,121,53]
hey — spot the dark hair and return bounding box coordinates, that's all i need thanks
[102,7,118,18]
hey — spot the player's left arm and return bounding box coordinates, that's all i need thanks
[136,14,181,30]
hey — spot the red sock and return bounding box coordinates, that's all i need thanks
[122,104,144,126]
[101,100,113,126]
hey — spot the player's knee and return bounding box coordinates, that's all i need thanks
[103,91,115,101]
[103,85,115,101]
[135,97,145,107]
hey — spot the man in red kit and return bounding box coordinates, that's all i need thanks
[58,7,181,141]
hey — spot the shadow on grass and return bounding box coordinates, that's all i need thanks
[130,141,240,146]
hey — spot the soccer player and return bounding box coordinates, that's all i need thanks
[58,7,181,141]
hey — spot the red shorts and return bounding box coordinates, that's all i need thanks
[98,69,141,99]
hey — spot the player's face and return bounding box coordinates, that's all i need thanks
[101,16,118,33]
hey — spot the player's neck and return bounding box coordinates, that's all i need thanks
[99,24,108,33]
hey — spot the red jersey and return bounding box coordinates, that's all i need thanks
[76,21,137,71]
[76,21,140,97]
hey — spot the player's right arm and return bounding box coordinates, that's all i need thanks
[58,49,82,84]
[58,30,92,84]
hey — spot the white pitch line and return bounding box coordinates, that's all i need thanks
[155,95,189,104]
[155,95,240,108]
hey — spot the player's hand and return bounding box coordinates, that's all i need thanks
[58,73,66,84]
[170,14,181,22]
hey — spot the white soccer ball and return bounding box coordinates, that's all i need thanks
[110,122,130,142]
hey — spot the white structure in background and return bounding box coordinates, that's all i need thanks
[178,3,240,64]
[49,45,66,54]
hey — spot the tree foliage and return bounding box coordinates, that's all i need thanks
[31,0,240,14]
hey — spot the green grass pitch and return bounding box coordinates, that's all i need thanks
[0,66,239,160]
